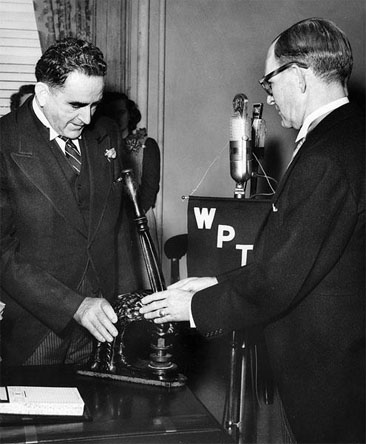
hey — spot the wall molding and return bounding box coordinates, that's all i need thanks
[128,0,166,256]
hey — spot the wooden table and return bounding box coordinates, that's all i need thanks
[0,364,233,444]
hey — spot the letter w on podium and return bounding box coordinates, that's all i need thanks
[187,196,271,276]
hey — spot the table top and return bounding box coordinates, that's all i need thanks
[0,364,233,444]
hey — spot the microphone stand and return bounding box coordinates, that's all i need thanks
[225,99,265,443]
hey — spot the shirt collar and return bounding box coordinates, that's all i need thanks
[296,97,349,142]
[32,98,59,141]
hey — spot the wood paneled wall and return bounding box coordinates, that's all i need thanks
[93,0,167,260]
[94,0,128,93]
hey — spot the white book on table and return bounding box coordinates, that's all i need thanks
[0,386,85,416]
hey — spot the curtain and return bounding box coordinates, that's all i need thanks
[32,0,95,52]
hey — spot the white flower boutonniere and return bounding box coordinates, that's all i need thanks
[104,148,117,162]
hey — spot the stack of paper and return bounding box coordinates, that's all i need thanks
[0,386,85,416]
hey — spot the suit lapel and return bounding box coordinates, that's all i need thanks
[271,144,303,206]
[83,125,115,244]
[11,110,87,237]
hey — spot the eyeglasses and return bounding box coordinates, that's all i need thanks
[259,61,308,95]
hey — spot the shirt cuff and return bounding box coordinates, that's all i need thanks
[189,303,196,328]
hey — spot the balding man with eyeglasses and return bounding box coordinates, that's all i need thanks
[140,18,365,443]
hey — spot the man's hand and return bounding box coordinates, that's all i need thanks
[74,297,118,342]
[139,289,193,324]
[139,277,217,324]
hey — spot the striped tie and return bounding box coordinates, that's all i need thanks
[59,136,82,174]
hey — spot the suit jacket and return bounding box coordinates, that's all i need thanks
[0,98,125,365]
[192,103,365,443]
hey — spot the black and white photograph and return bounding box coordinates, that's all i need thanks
[0,1,364,443]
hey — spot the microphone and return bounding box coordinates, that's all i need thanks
[229,94,252,198]
[251,103,266,159]
[250,103,266,197]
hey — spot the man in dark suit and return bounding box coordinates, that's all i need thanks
[140,18,365,443]
[0,38,125,366]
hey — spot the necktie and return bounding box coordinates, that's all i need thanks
[59,136,82,174]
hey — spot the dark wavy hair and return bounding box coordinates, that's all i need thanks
[273,18,353,87]
[10,84,35,111]
[35,37,107,87]
[98,91,142,133]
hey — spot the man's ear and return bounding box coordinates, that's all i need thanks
[294,65,307,94]
[34,82,50,107]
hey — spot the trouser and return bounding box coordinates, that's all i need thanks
[279,390,297,444]
[253,387,297,444]
[23,324,93,366]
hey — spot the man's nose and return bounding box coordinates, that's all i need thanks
[267,95,275,106]
[79,106,92,124]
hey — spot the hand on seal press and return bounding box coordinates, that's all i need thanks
[74,297,118,342]
[139,277,217,324]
